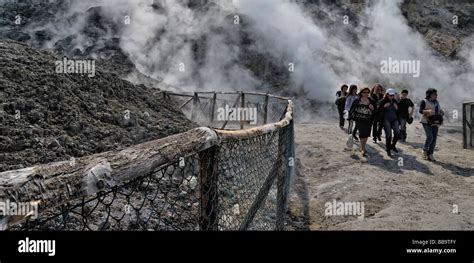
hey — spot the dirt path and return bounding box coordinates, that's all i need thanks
[288,121,474,230]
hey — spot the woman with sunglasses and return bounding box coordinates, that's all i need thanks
[349,87,376,157]
[377,88,401,157]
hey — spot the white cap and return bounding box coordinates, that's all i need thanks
[387,88,396,95]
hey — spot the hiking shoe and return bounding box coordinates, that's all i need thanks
[428,154,436,161]
[373,138,377,144]
[391,146,399,153]
[353,135,359,142]
[422,150,429,160]
[377,136,382,142]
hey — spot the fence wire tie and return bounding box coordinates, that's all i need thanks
[82,162,114,195]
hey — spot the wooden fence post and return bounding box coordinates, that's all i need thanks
[463,103,467,149]
[263,94,269,125]
[192,92,200,121]
[240,92,245,129]
[471,104,474,148]
[210,92,217,124]
[199,146,218,231]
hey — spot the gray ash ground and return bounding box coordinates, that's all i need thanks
[0,39,196,172]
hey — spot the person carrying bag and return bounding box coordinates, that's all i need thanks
[419,88,444,161]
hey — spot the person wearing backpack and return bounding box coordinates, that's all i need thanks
[398,89,415,142]
[335,84,348,130]
[419,88,444,161]
[349,87,376,157]
[378,88,401,157]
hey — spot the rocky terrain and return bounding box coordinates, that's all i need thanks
[0,39,195,172]
[305,0,473,57]
[402,0,474,57]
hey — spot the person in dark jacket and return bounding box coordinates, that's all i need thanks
[378,88,401,157]
[349,87,376,157]
[370,84,385,144]
[398,89,415,142]
[335,84,349,129]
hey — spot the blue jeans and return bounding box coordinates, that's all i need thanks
[383,119,400,143]
[422,123,439,155]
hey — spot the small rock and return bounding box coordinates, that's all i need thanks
[47,138,61,149]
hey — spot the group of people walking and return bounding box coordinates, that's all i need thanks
[335,84,444,160]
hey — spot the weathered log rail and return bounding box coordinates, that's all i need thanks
[0,91,294,231]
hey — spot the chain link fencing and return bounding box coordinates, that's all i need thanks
[2,92,294,231]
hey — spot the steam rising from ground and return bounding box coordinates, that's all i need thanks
[235,0,473,105]
[21,0,474,106]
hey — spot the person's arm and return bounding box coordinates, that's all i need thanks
[369,98,376,110]
[409,100,415,116]
[345,96,351,112]
[439,103,445,116]
[419,100,425,114]
[419,100,433,116]
[349,99,359,118]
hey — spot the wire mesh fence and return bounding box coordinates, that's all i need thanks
[2,92,295,231]
[169,91,290,129]
[11,154,201,231]
[217,124,293,230]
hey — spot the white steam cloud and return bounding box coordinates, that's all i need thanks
[18,0,474,107]
[99,0,260,92]
[235,0,473,106]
